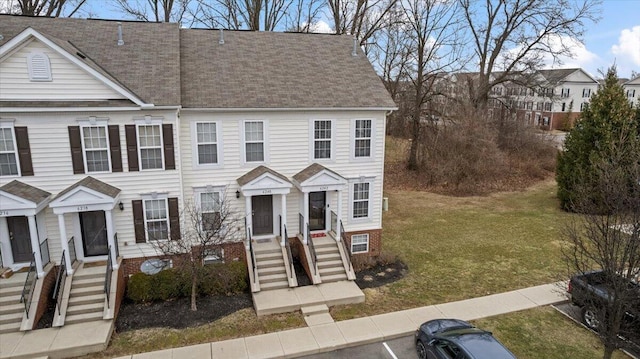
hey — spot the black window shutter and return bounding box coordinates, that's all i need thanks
[14,127,34,176]
[68,126,84,174]
[132,200,146,243]
[168,197,181,240]
[162,124,175,170]
[125,125,139,171]
[108,125,123,172]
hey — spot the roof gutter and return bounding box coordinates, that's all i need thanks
[180,106,398,112]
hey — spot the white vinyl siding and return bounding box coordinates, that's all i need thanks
[137,124,164,170]
[196,122,219,165]
[351,234,369,253]
[81,125,110,173]
[0,126,19,176]
[144,198,169,241]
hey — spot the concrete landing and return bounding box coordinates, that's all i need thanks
[253,281,364,316]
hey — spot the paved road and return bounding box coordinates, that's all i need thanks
[553,303,639,359]
[300,335,417,359]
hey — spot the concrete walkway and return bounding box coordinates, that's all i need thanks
[114,282,568,359]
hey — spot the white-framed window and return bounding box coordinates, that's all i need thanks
[242,120,267,163]
[536,102,543,111]
[0,124,19,177]
[312,119,333,160]
[143,197,169,241]
[627,89,636,98]
[561,88,570,97]
[351,180,372,220]
[200,191,221,231]
[544,102,552,111]
[582,88,592,98]
[194,122,221,166]
[80,124,111,173]
[27,52,52,81]
[351,234,369,254]
[580,102,589,111]
[137,123,164,170]
[203,247,224,265]
[352,119,373,160]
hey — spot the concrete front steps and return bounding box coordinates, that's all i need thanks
[66,264,107,325]
[254,240,289,291]
[0,272,28,334]
[313,236,348,283]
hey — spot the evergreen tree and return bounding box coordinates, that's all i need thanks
[557,67,639,211]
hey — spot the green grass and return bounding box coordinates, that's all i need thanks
[332,180,575,319]
[472,307,629,359]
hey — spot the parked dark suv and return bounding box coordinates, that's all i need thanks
[415,319,516,359]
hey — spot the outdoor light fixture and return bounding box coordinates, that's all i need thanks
[236,190,241,199]
[118,201,124,211]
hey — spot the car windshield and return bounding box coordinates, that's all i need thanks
[457,333,515,359]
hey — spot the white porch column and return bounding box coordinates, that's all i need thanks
[280,194,286,246]
[105,210,119,269]
[337,190,343,241]
[303,192,309,244]
[57,214,73,275]
[245,195,252,249]
[27,215,44,277]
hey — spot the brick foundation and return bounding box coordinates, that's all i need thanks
[344,228,382,259]
[33,267,56,329]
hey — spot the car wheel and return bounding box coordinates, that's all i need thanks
[416,340,427,359]
[582,307,600,331]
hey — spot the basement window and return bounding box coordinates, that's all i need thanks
[27,52,52,81]
[351,234,369,254]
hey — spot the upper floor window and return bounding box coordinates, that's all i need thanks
[582,88,592,98]
[544,102,552,111]
[196,122,219,165]
[27,52,52,82]
[352,182,370,219]
[243,121,265,163]
[353,119,372,159]
[144,198,169,240]
[580,102,589,111]
[81,125,110,173]
[561,88,570,97]
[627,89,636,98]
[138,124,164,170]
[0,127,19,176]
[536,102,543,111]
[313,120,332,160]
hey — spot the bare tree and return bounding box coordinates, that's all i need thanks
[458,0,600,110]
[150,194,242,311]
[284,0,324,32]
[114,0,190,23]
[327,0,397,45]
[192,0,292,30]
[10,0,87,16]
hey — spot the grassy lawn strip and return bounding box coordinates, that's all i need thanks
[332,180,574,320]
[81,309,305,358]
[472,307,629,359]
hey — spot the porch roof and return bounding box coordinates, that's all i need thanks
[0,180,50,205]
[237,166,291,187]
[292,163,343,184]
[54,176,121,200]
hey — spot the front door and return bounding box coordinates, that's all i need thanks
[309,191,326,231]
[80,211,109,257]
[7,216,32,263]
[252,195,273,235]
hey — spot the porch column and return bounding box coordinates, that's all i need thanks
[27,215,44,277]
[245,195,252,249]
[57,214,73,275]
[105,210,119,269]
[337,190,343,241]
[280,194,286,246]
[303,192,309,244]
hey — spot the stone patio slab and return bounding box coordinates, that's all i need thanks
[310,323,347,350]
[9,327,58,357]
[172,343,211,359]
[0,332,24,358]
[336,317,383,345]
[210,338,248,358]
[403,306,445,328]
[244,332,283,359]
[370,311,416,339]
[304,312,335,326]
[278,327,320,358]
[253,288,300,316]
[317,281,364,306]
[295,285,326,306]
[517,282,568,306]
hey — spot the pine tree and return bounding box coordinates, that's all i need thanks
[557,67,639,211]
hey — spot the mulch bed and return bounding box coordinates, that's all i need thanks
[355,259,408,289]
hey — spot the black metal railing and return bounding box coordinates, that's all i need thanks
[306,222,317,275]
[39,238,50,266]
[114,233,120,259]
[279,215,282,237]
[0,242,4,268]
[105,246,113,308]
[52,250,67,315]
[339,220,353,273]
[20,253,37,318]
[298,213,304,237]
[247,228,258,285]
[330,211,338,235]
[68,236,76,264]
[284,224,294,280]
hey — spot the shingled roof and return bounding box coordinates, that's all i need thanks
[0,15,395,110]
[0,180,50,205]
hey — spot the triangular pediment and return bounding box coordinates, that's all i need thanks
[563,69,598,84]
[625,76,640,85]
[50,187,115,208]
[0,28,146,105]
[0,191,36,210]
[242,173,292,190]
[302,171,346,187]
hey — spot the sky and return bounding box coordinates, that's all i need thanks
[1,0,639,79]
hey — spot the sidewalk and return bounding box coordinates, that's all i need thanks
[114,282,568,359]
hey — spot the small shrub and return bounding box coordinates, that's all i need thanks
[126,272,153,302]
[352,251,398,272]
[150,269,180,301]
